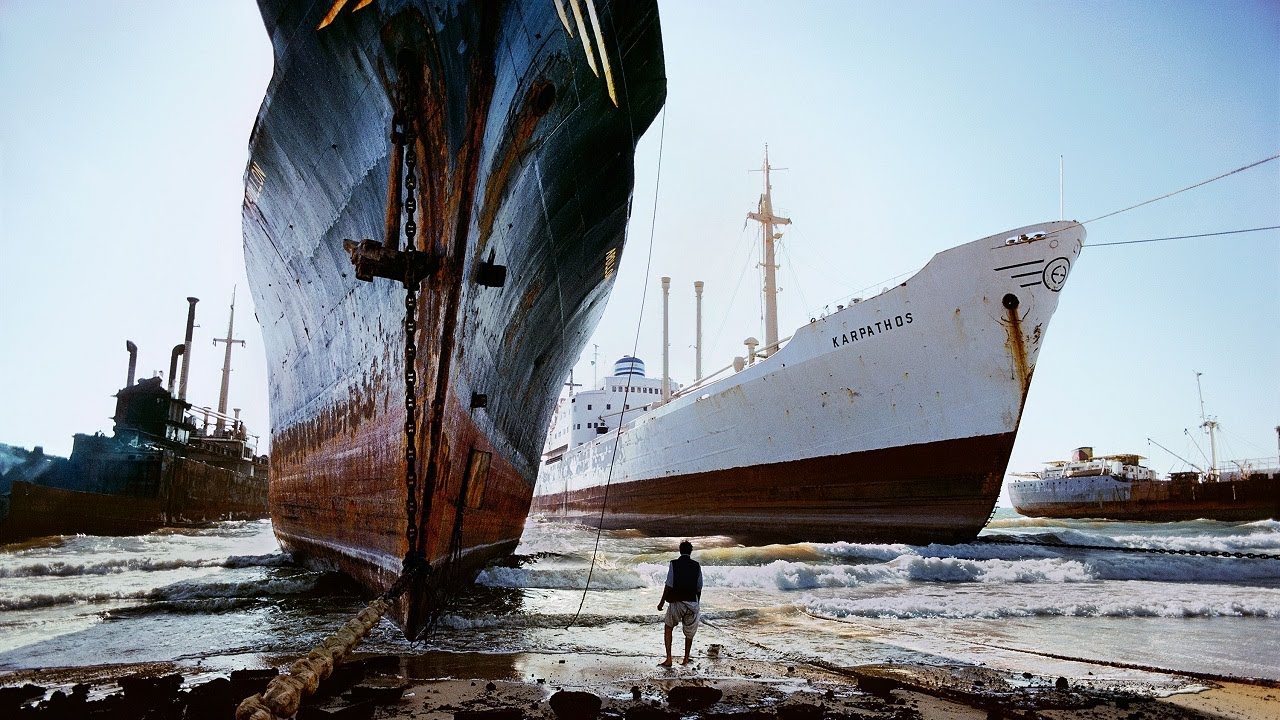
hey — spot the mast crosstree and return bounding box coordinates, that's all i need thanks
[747,146,791,352]
[213,288,246,435]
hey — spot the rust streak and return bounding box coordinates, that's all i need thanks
[477,81,556,255]
[1004,306,1031,398]
[317,0,350,30]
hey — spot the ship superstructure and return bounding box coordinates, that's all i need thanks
[544,356,682,463]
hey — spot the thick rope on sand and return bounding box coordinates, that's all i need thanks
[236,597,390,720]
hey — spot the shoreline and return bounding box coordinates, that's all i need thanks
[3,649,1277,719]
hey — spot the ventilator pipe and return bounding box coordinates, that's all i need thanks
[168,345,186,394]
[661,277,671,402]
[125,341,138,388]
[745,337,759,366]
[694,281,704,381]
[178,297,198,401]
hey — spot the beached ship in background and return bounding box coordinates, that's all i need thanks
[1008,446,1279,521]
[242,0,665,637]
[1009,379,1279,521]
[532,156,1084,544]
[0,297,268,542]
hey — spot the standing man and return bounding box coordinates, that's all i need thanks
[657,540,702,667]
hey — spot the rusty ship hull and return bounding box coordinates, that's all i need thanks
[242,0,664,636]
[1009,471,1280,521]
[533,221,1085,545]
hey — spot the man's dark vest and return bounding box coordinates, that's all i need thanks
[669,555,701,602]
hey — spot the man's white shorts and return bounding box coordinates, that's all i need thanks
[664,600,699,638]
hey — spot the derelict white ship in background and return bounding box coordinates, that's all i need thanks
[533,154,1085,544]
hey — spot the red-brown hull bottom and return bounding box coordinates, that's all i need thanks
[271,391,532,638]
[532,433,1014,545]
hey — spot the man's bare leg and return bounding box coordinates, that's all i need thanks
[658,625,674,667]
[681,636,693,665]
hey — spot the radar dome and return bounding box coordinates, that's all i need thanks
[613,356,645,377]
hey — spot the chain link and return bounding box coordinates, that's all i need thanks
[401,127,423,564]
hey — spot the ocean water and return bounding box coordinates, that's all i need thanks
[2,510,1278,688]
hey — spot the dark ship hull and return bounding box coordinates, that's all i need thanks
[0,376,269,543]
[2,459,267,541]
[242,0,664,636]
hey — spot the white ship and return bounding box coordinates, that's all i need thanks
[533,154,1085,544]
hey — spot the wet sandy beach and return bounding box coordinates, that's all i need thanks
[3,647,1277,719]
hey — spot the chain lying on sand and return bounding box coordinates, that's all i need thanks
[235,562,426,720]
[974,536,1280,560]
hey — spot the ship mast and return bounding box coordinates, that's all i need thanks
[1195,371,1219,481]
[747,146,791,352]
[213,288,246,436]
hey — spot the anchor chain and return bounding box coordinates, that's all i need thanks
[975,536,1280,560]
[237,82,433,720]
[401,122,423,564]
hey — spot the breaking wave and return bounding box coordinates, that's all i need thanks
[0,568,324,612]
[0,557,223,578]
[695,556,1095,589]
[0,551,292,578]
[149,573,323,601]
[103,597,262,617]
[1106,531,1280,553]
[436,605,766,631]
[651,552,1276,592]
[476,565,647,590]
[0,590,149,612]
[223,552,294,568]
[815,542,920,562]
[803,593,1280,620]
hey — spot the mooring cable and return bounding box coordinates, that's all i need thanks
[568,105,668,627]
[1081,153,1279,225]
[1087,225,1279,247]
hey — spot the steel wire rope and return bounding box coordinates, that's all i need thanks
[1183,427,1213,470]
[1026,152,1280,247]
[777,241,812,319]
[568,105,667,628]
[784,223,874,312]
[1217,424,1275,459]
[1088,226,1280,247]
[1081,154,1279,225]
[787,223,854,285]
[804,155,1278,313]
[1149,435,1205,476]
[813,222,1272,320]
[708,228,757,354]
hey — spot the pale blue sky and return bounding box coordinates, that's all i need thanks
[1,2,1276,504]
